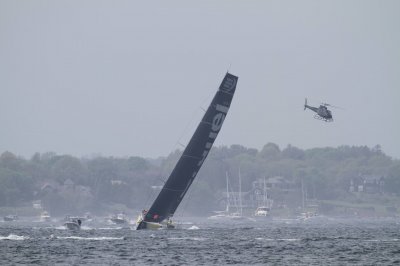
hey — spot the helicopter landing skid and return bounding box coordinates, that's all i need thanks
[314,114,333,122]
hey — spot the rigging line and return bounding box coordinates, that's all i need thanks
[161,90,215,184]
[170,88,215,153]
[142,186,155,211]
[175,98,213,145]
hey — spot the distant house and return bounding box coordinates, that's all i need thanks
[32,200,42,209]
[350,175,385,194]
[40,183,57,194]
[264,176,297,193]
[251,176,299,209]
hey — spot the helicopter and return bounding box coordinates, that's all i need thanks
[304,98,336,122]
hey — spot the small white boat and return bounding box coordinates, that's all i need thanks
[64,218,82,230]
[254,177,272,218]
[255,206,270,217]
[40,211,51,222]
[110,213,128,224]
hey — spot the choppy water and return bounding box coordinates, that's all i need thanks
[1,217,400,265]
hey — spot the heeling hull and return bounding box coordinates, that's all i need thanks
[138,73,238,229]
[136,220,174,230]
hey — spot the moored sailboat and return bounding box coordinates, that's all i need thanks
[136,72,238,230]
[254,177,272,218]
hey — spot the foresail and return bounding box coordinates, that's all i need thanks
[142,73,238,225]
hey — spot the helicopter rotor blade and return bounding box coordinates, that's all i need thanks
[321,102,344,110]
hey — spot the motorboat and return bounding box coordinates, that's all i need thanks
[110,213,128,224]
[64,218,82,230]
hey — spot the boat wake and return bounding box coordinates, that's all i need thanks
[55,236,125,241]
[187,225,200,230]
[255,237,300,242]
[168,237,207,241]
[0,234,29,241]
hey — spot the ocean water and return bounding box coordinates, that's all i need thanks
[1,217,400,265]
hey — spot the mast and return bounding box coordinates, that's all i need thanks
[239,167,242,216]
[226,171,230,213]
[263,176,267,207]
[137,73,238,229]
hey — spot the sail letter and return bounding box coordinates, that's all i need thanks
[212,113,225,131]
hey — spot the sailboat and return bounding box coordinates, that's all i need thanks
[136,72,238,230]
[254,177,272,217]
[208,172,233,219]
[228,167,246,220]
[209,170,247,220]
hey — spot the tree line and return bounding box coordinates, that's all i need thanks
[0,143,399,215]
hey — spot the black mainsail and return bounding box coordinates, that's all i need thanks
[137,72,238,230]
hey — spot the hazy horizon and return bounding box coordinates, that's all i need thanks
[1,1,399,160]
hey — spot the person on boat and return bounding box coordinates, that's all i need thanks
[166,218,175,229]
[141,209,148,219]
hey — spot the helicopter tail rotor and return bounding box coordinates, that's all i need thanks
[304,98,307,110]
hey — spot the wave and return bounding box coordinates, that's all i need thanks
[187,225,200,230]
[98,227,123,230]
[365,239,400,242]
[168,237,206,241]
[0,234,29,241]
[255,238,300,241]
[56,236,125,241]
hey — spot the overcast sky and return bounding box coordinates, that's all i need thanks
[1,1,399,159]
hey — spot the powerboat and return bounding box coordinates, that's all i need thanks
[64,218,82,230]
[110,213,128,224]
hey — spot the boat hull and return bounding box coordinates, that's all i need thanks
[64,222,81,230]
[110,218,127,224]
[136,216,175,230]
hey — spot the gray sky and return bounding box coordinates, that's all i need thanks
[1,0,399,159]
